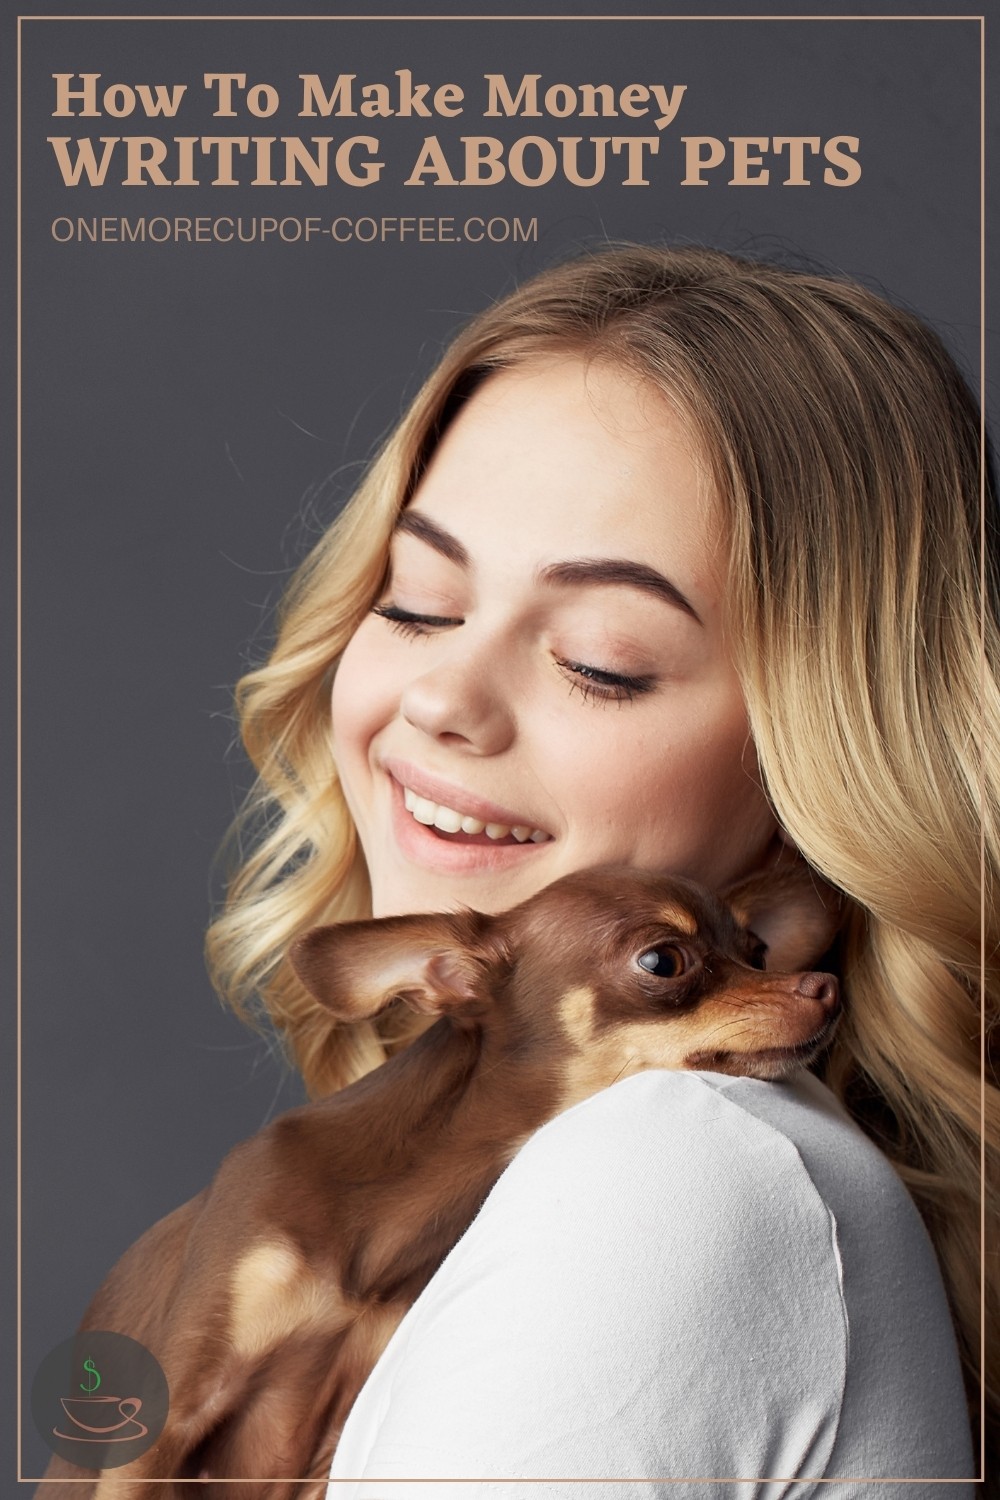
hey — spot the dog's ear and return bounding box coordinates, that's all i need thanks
[722,850,843,972]
[289,909,505,1022]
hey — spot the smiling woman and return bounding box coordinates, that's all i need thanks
[205,244,998,1487]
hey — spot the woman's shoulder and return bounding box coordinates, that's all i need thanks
[471,1068,858,1352]
[490,1066,911,1247]
[487,1065,964,1337]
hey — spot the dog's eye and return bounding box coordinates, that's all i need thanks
[746,938,768,971]
[637,945,690,978]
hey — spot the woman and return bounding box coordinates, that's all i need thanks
[206,245,997,1490]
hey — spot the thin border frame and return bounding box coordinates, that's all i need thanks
[17,14,995,1488]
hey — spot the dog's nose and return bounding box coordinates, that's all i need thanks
[795,972,840,1013]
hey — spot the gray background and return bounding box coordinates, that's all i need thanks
[9,1,994,1481]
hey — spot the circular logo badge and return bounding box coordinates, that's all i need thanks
[32,1331,169,1470]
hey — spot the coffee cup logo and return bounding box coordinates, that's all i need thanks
[55,1393,149,1442]
[32,1332,167,1470]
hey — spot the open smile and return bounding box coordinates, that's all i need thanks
[381,759,554,871]
[401,785,550,845]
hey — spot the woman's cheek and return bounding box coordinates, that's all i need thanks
[331,628,386,770]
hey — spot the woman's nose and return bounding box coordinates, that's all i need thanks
[400,649,515,754]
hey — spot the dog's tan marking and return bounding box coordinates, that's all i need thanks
[560,1014,707,1110]
[657,903,698,936]
[229,1239,341,1358]
[558,984,598,1045]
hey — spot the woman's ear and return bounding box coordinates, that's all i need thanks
[721,847,844,972]
[289,909,503,1022]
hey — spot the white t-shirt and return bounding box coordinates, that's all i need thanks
[329,1069,974,1498]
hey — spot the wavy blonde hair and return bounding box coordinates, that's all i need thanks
[206,245,998,1466]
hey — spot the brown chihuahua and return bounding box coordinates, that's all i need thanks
[39,859,840,1500]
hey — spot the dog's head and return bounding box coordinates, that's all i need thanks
[290,857,842,1083]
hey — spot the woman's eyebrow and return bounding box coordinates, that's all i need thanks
[394,511,702,625]
[540,558,702,625]
[395,510,469,566]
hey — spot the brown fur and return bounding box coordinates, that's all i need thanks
[38,860,840,1499]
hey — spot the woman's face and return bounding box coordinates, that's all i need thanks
[332,356,778,918]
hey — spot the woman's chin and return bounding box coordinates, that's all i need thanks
[369,857,555,918]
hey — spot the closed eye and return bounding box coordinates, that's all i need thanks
[556,658,656,706]
[372,603,463,637]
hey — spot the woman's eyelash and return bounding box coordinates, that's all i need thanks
[556,658,656,706]
[371,603,463,637]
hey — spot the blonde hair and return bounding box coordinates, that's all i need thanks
[206,245,998,1462]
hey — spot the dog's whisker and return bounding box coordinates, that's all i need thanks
[610,1055,639,1087]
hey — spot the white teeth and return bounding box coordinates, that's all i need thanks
[401,782,549,843]
[410,794,437,826]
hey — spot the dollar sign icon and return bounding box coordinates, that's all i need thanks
[79,1359,101,1394]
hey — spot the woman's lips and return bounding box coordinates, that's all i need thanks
[382,758,552,837]
[402,785,549,844]
[381,760,554,873]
